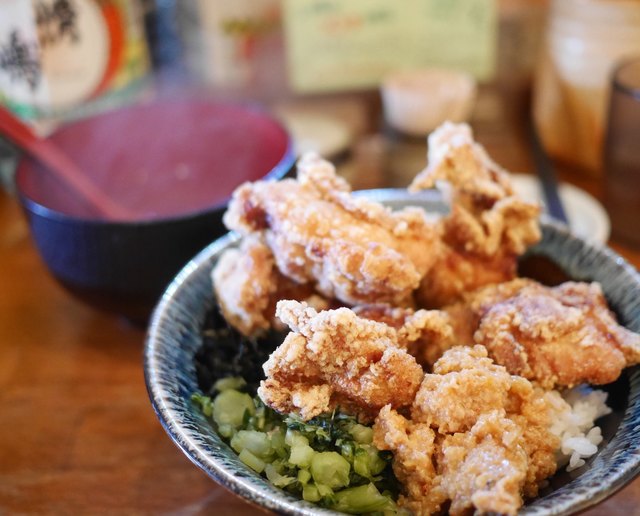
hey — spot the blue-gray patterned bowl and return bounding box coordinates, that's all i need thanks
[144,189,640,515]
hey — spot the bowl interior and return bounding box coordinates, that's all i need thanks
[16,98,294,222]
[145,191,640,515]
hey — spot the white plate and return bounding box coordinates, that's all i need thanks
[511,174,610,245]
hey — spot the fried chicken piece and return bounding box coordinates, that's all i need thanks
[416,248,518,309]
[411,345,559,488]
[439,279,640,388]
[411,345,528,434]
[373,406,446,515]
[423,347,558,500]
[352,304,453,361]
[418,278,536,364]
[224,153,440,307]
[511,385,562,498]
[409,123,541,307]
[373,346,559,515]
[438,411,528,515]
[258,300,424,421]
[409,122,540,257]
[212,235,329,336]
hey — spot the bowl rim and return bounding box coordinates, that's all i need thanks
[144,189,640,515]
[14,100,296,227]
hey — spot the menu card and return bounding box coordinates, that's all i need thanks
[283,0,497,93]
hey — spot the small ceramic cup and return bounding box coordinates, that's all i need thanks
[381,68,477,137]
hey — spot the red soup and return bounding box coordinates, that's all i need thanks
[16,99,293,221]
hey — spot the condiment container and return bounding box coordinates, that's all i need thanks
[532,0,640,175]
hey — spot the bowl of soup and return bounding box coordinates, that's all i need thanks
[15,97,295,322]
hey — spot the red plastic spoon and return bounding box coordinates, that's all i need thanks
[0,106,135,220]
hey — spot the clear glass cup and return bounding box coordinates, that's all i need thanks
[603,57,640,247]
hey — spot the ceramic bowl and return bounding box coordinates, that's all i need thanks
[15,98,295,323]
[144,189,640,514]
[381,68,477,136]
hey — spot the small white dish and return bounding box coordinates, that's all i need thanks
[511,173,611,244]
[381,68,477,136]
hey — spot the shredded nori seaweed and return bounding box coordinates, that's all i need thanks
[195,306,286,396]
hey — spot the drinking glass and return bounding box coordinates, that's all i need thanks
[603,56,640,247]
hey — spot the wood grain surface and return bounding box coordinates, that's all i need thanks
[1,89,639,515]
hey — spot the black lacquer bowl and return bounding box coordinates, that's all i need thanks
[144,189,640,514]
[15,99,295,323]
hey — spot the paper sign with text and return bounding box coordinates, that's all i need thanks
[284,0,497,93]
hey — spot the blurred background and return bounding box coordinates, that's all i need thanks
[2,0,638,211]
[1,0,546,190]
[2,0,638,186]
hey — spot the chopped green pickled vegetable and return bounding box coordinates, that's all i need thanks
[354,445,387,478]
[311,452,351,489]
[212,389,254,428]
[302,484,321,502]
[349,424,374,444]
[297,468,311,485]
[331,483,393,514]
[231,430,272,459]
[217,423,235,439]
[190,393,214,417]
[269,430,287,459]
[239,448,266,473]
[285,429,309,447]
[193,377,400,514]
[265,463,296,488]
[316,483,334,498]
[213,376,247,392]
[289,443,315,467]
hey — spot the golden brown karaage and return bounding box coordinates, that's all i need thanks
[436,279,640,388]
[410,122,541,307]
[258,300,424,421]
[223,153,440,308]
[373,346,559,516]
[212,235,329,336]
[352,303,453,358]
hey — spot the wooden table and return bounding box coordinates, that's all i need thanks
[1,96,639,515]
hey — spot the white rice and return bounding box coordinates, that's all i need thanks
[546,386,612,471]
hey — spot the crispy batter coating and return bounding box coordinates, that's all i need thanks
[416,248,518,309]
[441,279,640,388]
[373,406,445,515]
[410,123,541,307]
[212,235,329,336]
[373,346,559,515]
[409,122,540,257]
[352,304,453,360]
[214,126,540,333]
[212,235,279,336]
[412,346,527,434]
[417,278,535,366]
[438,411,528,515]
[224,153,440,307]
[511,385,561,498]
[258,301,424,421]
